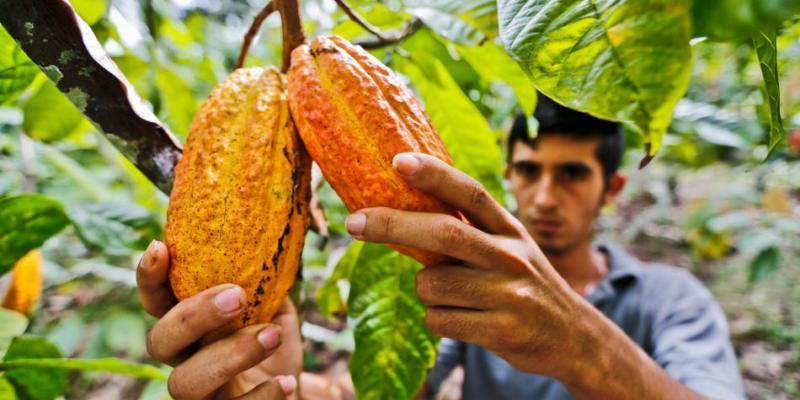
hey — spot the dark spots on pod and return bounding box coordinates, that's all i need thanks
[256,285,265,295]
[310,47,338,57]
[262,262,268,271]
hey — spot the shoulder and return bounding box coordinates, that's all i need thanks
[637,263,713,304]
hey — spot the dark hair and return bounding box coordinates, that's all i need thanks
[508,93,624,184]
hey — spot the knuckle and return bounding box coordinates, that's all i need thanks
[167,369,190,400]
[437,219,464,247]
[146,329,164,361]
[467,183,491,208]
[415,270,434,304]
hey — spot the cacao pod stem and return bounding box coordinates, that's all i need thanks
[275,0,306,72]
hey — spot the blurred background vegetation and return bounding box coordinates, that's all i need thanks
[1,0,799,399]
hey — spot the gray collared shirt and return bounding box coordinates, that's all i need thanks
[426,244,745,400]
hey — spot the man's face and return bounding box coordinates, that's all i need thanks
[507,135,619,255]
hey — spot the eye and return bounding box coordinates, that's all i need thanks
[559,164,591,181]
[512,162,540,180]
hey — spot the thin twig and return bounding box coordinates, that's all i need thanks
[354,18,423,50]
[333,0,388,41]
[236,1,276,70]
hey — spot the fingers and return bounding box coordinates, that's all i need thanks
[234,376,297,400]
[425,306,489,346]
[167,324,282,400]
[147,284,246,365]
[416,264,501,310]
[346,208,528,270]
[393,153,524,236]
[136,240,177,317]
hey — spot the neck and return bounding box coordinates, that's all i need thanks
[544,240,608,296]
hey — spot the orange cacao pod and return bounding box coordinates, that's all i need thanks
[2,249,43,316]
[287,35,458,265]
[165,67,311,340]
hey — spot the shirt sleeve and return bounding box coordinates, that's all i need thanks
[649,270,745,400]
[425,338,465,397]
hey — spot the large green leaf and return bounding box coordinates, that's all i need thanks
[748,246,781,283]
[394,54,506,204]
[155,68,197,138]
[0,195,69,275]
[0,26,38,105]
[3,336,66,400]
[347,243,438,400]
[23,79,90,142]
[0,309,28,359]
[497,0,693,154]
[753,30,785,155]
[0,358,167,381]
[456,41,537,116]
[407,0,498,37]
[693,0,800,41]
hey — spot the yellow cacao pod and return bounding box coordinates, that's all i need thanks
[2,249,43,316]
[287,35,460,265]
[165,67,311,340]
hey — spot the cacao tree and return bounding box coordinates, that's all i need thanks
[0,0,798,398]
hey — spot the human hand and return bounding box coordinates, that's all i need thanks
[136,241,303,399]
[344,153,601,380]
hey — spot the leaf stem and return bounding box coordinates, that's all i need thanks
[333,0,388,41]
[236,1,277,70]
[275,0,306,72]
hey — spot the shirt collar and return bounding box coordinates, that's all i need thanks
[586,243,642,303]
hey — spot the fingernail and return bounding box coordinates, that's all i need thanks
[277,375,297,395]
[141,240,159,270]
[257,326,281,350]
[214,286,245,314]
[346,213,366,236]
[393,153,420,176]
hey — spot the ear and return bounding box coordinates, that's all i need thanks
[602,173,627,206]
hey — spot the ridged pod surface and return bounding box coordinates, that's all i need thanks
[2,249,43,316]
[288,35,459,265]
[165,67,311,340]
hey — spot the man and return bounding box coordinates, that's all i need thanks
[136,95,744,399]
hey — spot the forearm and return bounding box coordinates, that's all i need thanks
[558,304,705,400]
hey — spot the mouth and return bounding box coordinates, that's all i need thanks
[530,219,561,234]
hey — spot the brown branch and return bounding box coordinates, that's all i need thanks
[235,1,276,70]
[333,0,388,41]
[354,18,423,50]
[274,0,306,72]
[0,0,182,194]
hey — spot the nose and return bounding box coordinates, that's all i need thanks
[532,174,558,210]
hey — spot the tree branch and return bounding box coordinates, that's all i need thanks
[0,0,182,194]
[333,0,388,41]
[274,0,306,72]
[353,18,423,50]
[235,1,276,70]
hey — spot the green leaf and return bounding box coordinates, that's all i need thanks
[71,0,109,25]
[749,246,781,283]
[693,0,800,41]
[456,41,537,116]
[394,54,506,204]
[407,0,498,37]
[317,241,364,319]
[497,0,693,154]
[155,68,197,138]
[68,202,158,256]
[23,79,90,142]
[0,377,17,400]
[0,309,28,359]
[2,335,66,400]
[753,30,785,156]
[0,195,69,276]
[0,26,38,105]
[408,8,486,45]
[347,244,438,400]
[101,312,147,358]
[0,358,167,381]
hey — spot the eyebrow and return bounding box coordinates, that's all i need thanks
[512,160,592,169]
